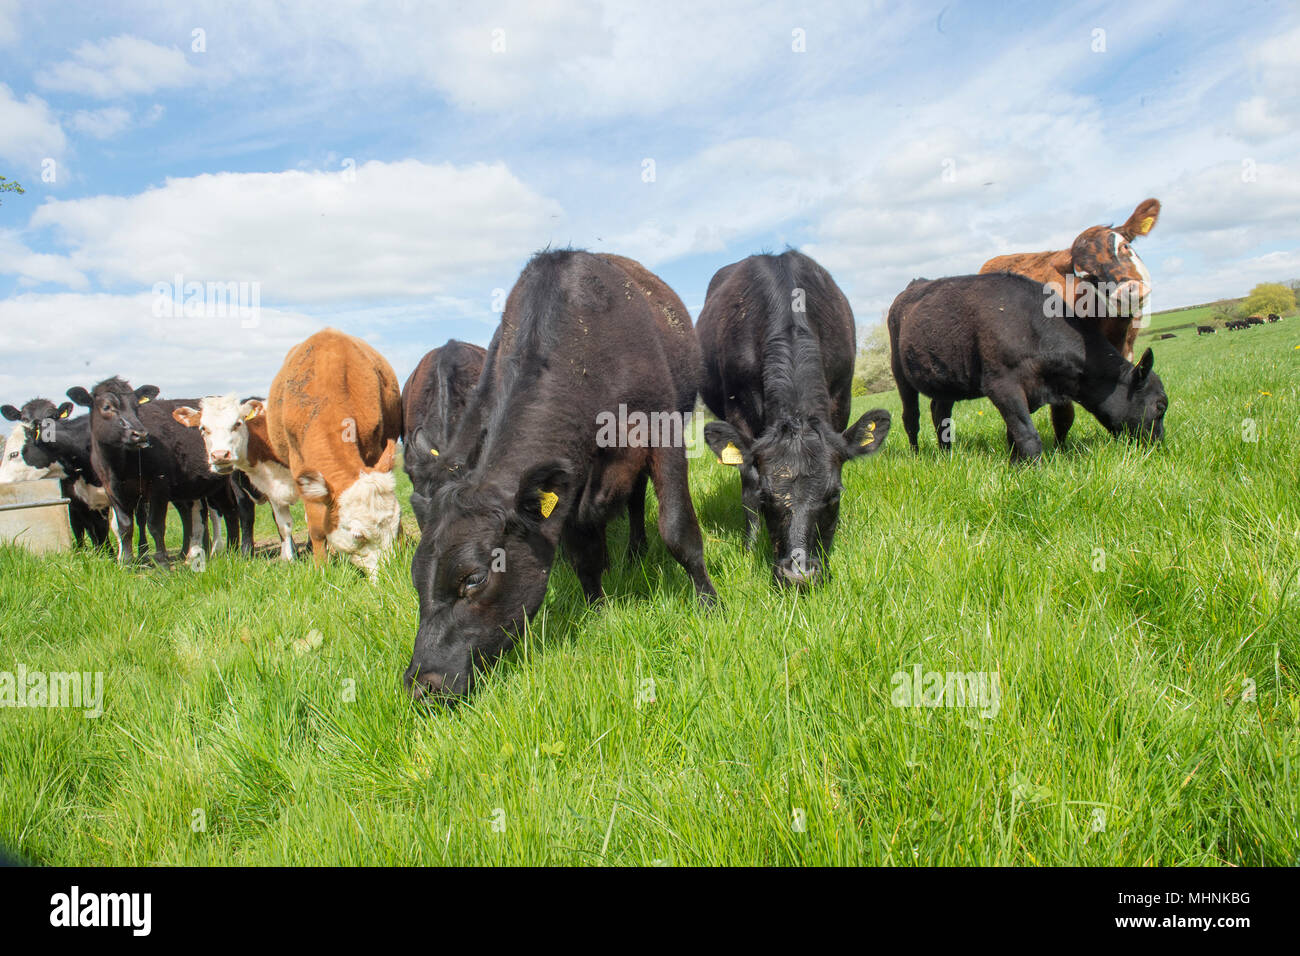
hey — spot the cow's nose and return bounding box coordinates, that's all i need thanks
[404,663,445,698]
[128,428,148,444]
[775,555,822,590]
[212,449,232,462]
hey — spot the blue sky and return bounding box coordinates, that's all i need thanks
[1,0,1298,414]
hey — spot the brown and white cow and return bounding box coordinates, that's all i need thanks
[172,394,298,560]
[980,198,1160,443]
[266,328,403,579]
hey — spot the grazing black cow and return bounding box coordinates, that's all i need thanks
[887,273,1167,462]
[405,250,716,698]
[67,379,241,566]
[2,399,111,548]
[1246,315,1265,326]
[1197,325,1216,335]
[1159,333,1177,339]
[401,340,487,530]
[695,250,890,589]
[1226,320,1249,331]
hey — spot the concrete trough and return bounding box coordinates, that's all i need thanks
[0,477,72,555]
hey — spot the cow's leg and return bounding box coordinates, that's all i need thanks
[237,489,256,556]
[272,499,296,561]
[183,500,204,563]
[649,448,717,607]
[1050,402,1075,446]
[68,498,87,548]
[930,398,954,451]
[896,373,922,452]
[145,490,170,568]
[625,469,649,562]
[563,520,607,604]
[135,499,150,559]
[987,385,1043,463]
[303,498,329,566]
[108,502,133,565]
[738,469,761,550]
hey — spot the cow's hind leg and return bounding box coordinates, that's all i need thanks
[896,373,922,452]
[649,448,717,607]
[1050,402,1075,446]
[625,469,649,562]
[930,398,955,451]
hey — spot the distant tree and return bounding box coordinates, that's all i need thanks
[852,323,894,396]
[1239,282,1296,318]
[0,175,24,205]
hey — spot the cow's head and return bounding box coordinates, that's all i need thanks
[66,378,157,451]
[1069,199,1159,318]
[405,461,569,698]
[172,393,264,474]
[296,439,402,580]
[2,398,73,471]
[704,410,890,589]
[1091,348,1167,443]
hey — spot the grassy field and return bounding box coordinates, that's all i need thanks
[2,319,1298,866]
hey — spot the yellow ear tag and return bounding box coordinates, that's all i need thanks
[1139,216,1154,235]
[538,490,559,518]
[429,447,439,456]
[244,410,257,421]
[60,408,70,419]
[138,397,150,404]
[720,442,744,465]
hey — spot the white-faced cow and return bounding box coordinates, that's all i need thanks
[2,424,59,482]
[405,250,717,698]
[266,328,403,580]
[980,199,1160,444]
[173,394,298,560]
[696,250,891,590]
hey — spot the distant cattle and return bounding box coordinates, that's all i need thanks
[1267,313,1280,323]
[67,379,243,566]
[401,340,486,530]
[173,394,298,560]
[980,199,1159,444]
[267,328,403,579]
[696,250,890,589]
[1159,332,1177,339]
[1246,315,1265,326]
[888,273,1167,461]
[405,250,717,697]
[2,399,111,547]
[1225,320,1249,331]
[1197,325,1216,335]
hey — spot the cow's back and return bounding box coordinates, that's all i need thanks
[269,328,402,472]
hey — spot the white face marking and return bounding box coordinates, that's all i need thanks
[326,468,401,579]
[193,393,254,472]
[0,429,53,482]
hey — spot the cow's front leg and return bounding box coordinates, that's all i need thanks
[147,489,171,568]
[303,499,329,566]
[650,447,718,607]
[563,520,608,604]
[272,499,296,560]
[1049,402,1075,446]
[988,385,1043,463]
[109,502,133,565]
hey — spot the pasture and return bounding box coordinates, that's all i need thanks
[2,318,1297,865]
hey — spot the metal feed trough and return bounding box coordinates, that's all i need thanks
[0,478,72,554]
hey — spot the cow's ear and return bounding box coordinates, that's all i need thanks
[1118,199,1160,241]
[372,439,397,473]
[1134,348,1154,384]
[67,387,92,407]
[56,402,73,419]
[172,406,201,428]
[410,426,437,460]
[515,460,571,524]
[842,409,891,460]
[1,405,20,422]
[238,399,265,421]
[703,421,751,467]
[296,470,331,501]
[134,385,160,404]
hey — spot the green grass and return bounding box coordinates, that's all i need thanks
[2,320,1298,866]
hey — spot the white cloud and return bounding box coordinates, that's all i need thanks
[0,84,66,173]
[19,159,563,301]
[0,233,88,288]
[1234,25,1300,140]
[0,0,18,46]
[36,34,196,99]
[68,106,133,139]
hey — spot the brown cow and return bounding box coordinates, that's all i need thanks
[267,328,403,579]
[980,198,1160,443]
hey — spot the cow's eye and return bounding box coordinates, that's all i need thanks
[460,569,488,596]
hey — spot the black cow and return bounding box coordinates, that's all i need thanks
[1197,325,1216,335]
[1159,332,1177,339]
[888,273,1167,461]
[1267,313,1280,323]
[3,399,112,548]
[1246,315,1265,326]
[695,250,890,589]
[67,379,242,566]
[1226,320,1249,331]
[405,250,717,698]
[401,340,487,530]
